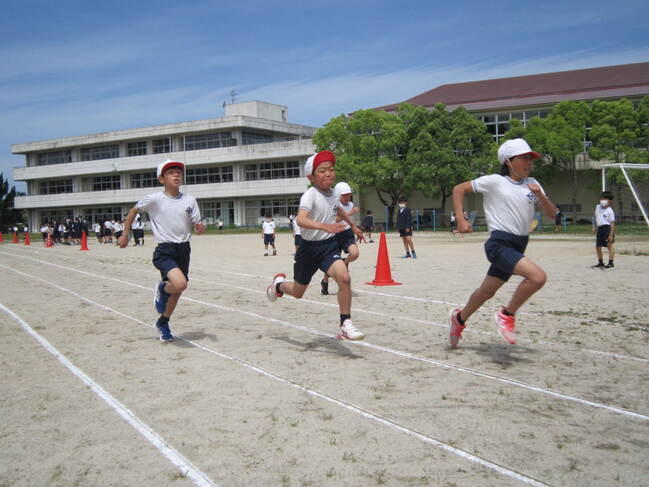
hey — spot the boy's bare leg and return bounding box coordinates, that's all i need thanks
[327,260,351,314]
[607,241,614,262]
[459,275,506,322]
[506,257,547,314]
[163,268,188,318]
[596,246,604,261]
[278,280,308,299]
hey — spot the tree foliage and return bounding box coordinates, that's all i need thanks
[0,173,22,230]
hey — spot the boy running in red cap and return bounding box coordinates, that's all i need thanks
[266,151,366,340]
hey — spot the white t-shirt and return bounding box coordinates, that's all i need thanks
[298,186,340,241]
[472,174,544,236]
[338,201,354,230]
[292,218,301,236]
[93,223,100,233]
[136,191,201,243]
[262,220,275,234]
[595,205,615,227]
[132,219,144,230]
[104,220,113,230]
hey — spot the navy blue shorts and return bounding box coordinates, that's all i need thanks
[596,225,612,247]
[484,230,529,282]
[337,228,356,253]
[399,228,412,237]
[293,236,343,285]
[153,242,191,281]
[264,234,275,245]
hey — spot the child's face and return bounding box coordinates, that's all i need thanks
[339,193,352,204]
[159,167,183,189]
[308,161,335,190]
[600,198,612,207]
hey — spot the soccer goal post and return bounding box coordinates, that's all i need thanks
[601,163,649,228]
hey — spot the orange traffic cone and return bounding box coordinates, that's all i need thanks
[365,232,401,286]
[80,230,89,251]
[0,232,3,242]
[24,232,30,246]
[46,233,53,248]
[12,232,18,244]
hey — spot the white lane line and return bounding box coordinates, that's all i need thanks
[5,248,647,364]
[2,256,648,423]
[0,265,550,487]
[0,302,218,487]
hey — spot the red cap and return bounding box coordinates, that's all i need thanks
[157,159,185,177]
[304,150,336,176]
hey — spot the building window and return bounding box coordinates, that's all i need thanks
[245,160,300,180]
[127,141,147,157]
[153,138,171,154]
[184,132,236,151]
[88,175,121,191]
[242,131,272,145]
[39,179,73,195]
[244,198,299,225]
[185,166,233,184]
[37,151,72,166]
[199,200,234,226]
[83,207,124,225]
[39,209,73,225]
[131,171,158,188]
[80,144,119,161]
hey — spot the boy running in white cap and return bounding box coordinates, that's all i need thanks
[266,151,366,340]
[449,138,558,347]
[119,159,205,342]
[321,181,360,295]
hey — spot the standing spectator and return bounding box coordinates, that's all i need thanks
[93,221,102,243]
[554,209,563,232]
[40,223,49,243]
[397,196,416,258]
[104,218,113,244]
[592,191,616,269]
[261,214,277,256]
[359,210,374,243]
[113,220,124,244]
[132,215,145,246]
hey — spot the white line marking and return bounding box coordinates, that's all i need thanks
[5,248,647,364]
[2,256,648,422]
[0,266,550,487]
[0,302,218,487]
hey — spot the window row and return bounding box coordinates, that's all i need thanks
[245,161,300,181]
[244,198,300,225]
[39,179,73,194]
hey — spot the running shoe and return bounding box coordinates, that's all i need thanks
[264,251,268,256]
[495,307,516,344]
[156,320,174,342]
[411,251,417,259]
[266,273,286,302]
[273,249,277,256]
[449,308,466,348]
[337,319,365,341]
[604,263,615,270]
[320,279,329,295]
[401,253,411,259]
[591,262,605,269]
[154,281,169,314]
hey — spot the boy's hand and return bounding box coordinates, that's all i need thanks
[527,182,543,196]
[117,235,128,248]
[352,225,366,242]
[194,222,206,234]
[456,219,472,234]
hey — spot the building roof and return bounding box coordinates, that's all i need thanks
[376,62,649,113]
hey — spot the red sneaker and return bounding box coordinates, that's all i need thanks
[266,273,286,302]
[495,307,516,344]
[449,308,466,348]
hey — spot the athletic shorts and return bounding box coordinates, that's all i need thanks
[399,228,412,237]
[484,230,529,282]
[596,225,613,247]
[264,233,275,245]
[293,236,343,285]
[337,228,356,253]
[294,235,303,247]
[153,242,191,281]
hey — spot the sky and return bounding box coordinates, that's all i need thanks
[2,0,649,192]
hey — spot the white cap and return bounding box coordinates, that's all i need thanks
[335,181,352,196]
[497,138,541,164]
[156,159,185,177]
[304,150,336,178]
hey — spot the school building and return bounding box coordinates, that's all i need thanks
[12,62,649,231]
[12,101,316,230]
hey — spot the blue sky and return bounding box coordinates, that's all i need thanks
[2,0,649,191]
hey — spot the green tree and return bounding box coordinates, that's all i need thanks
[313,108,409,228]
[589,98,644,164]
[0,173,23,231]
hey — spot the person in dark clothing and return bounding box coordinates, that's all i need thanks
[396,196,416,258]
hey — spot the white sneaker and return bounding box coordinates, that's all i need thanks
[264,251,268,256]
[266,273,286,302]
[337,319,365,341]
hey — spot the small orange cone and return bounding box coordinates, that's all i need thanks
[46,233,53,248]
[80,230,89,251]
[0,232,3,242]
[366,232,401,286]
[24,232,31,246]
[12,232,18,244]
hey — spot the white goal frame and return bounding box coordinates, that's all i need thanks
[602,163,649,227]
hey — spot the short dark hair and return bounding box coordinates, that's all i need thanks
[600,191,614,200]
[500,162,510,176]
[366,210,372,215]
[398,196,407,202]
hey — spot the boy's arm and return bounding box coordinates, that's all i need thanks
[452,181,474,233]
[118,207,139,248]
[296,208,345,234]
[337,207,365,241]
[528,183,558,219]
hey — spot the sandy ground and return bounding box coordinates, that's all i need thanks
[0,231,648,487]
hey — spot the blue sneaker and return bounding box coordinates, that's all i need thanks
[401,253,411,259]
[156,319,174,342]
[411,251,417,259]
[154,281,169,314]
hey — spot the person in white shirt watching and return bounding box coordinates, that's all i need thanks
[261,214,277,256]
